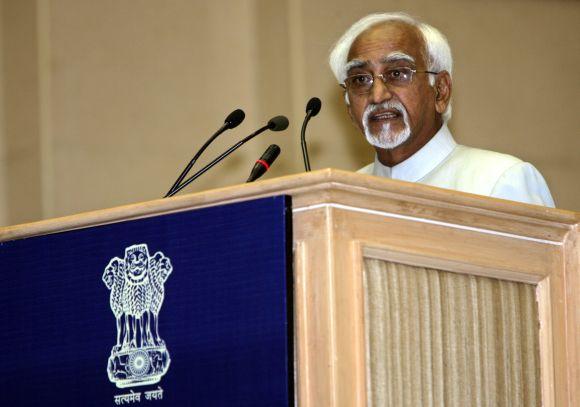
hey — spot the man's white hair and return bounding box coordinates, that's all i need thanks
[329,12,453,122]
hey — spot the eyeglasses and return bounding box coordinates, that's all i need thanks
[342,67,438,95]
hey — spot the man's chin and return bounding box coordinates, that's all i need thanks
[365,131,410,150]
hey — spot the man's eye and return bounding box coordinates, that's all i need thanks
[387,69,410,81]
[388,69,402,78]
[351,75,372,86]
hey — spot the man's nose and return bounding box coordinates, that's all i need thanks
[368,76,393,104]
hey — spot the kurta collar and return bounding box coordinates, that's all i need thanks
[371,124,457,182]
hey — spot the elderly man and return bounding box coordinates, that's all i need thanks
[329,13,554,207]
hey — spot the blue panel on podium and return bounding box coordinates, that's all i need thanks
[0,196,293,406]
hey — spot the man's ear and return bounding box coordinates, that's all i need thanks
[434,71,452,115]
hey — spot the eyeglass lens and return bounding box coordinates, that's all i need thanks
[345,67,414,94]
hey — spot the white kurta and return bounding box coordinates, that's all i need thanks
[358,125,555,207]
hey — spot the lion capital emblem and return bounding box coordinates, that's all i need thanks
[102,243,172,388]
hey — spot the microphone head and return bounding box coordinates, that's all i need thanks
[224,109,245,129]
[262,144,281,163]
[267,115,289,131]
[306,97,322,117]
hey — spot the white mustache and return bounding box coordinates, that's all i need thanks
[363,101,406,120]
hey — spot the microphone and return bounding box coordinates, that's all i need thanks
[267,115,289,131]
[164,109,245,197]
[246,144,281,182]
[166,115,289,197]
[301,97,321,172]
[306,97,322,117]
[225,109,246,129]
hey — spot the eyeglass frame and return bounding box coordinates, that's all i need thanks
[340,67,439,95]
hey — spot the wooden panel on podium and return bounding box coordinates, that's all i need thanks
[1,169,578,406]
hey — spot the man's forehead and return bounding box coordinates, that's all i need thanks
[347,21,425,64]
[345,52,416,72]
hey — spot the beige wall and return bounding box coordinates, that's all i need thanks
[1,0,44,225]
[0,0,578,226]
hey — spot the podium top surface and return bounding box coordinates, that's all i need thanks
[1,168,578,243]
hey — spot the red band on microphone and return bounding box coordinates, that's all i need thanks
[256,159,270,170]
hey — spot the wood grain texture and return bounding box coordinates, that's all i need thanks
[563,227,579,407]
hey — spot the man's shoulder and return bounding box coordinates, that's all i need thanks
[428,144,554,206]
[421,144,525,196]
[449,144,523,171]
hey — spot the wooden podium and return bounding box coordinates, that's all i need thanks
[1,169,578,406]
